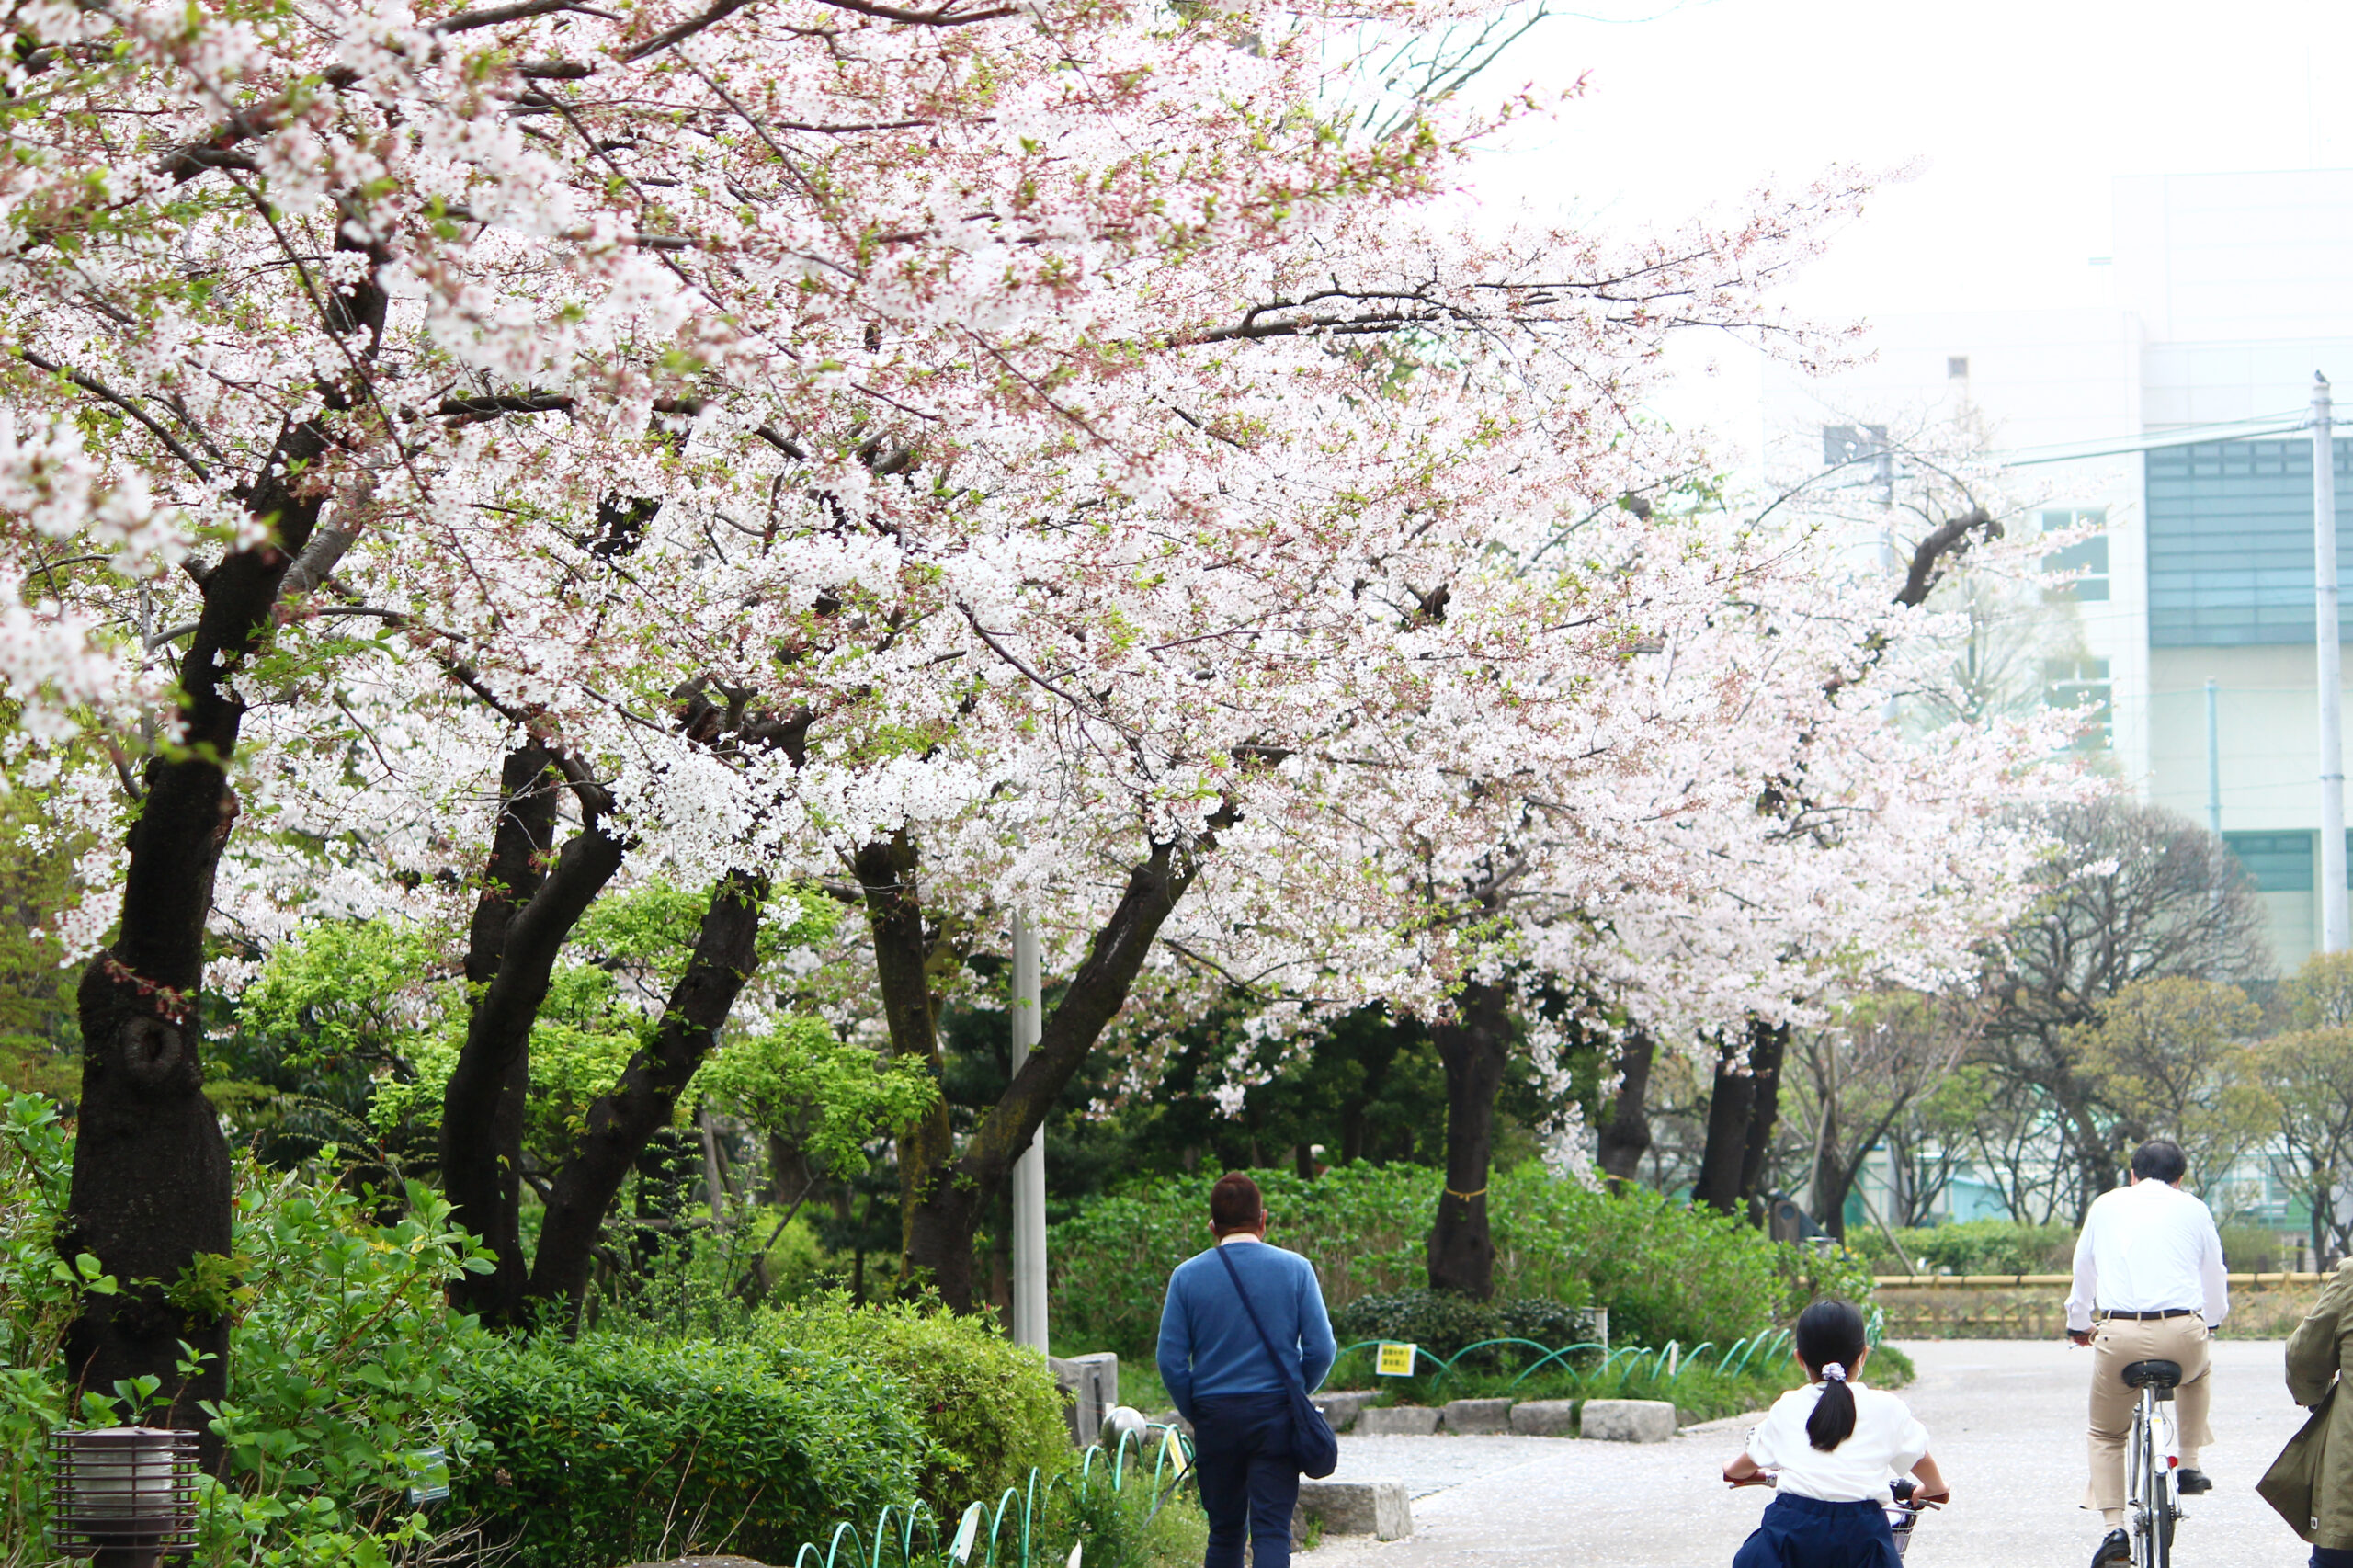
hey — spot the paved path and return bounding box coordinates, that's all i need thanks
[1309,1339,2313,1568]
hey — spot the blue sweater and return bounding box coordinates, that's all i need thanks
[1154,1239,1336,1423]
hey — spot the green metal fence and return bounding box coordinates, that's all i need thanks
[782,1326,1816,1568]
[1328,1329,1795,1394]
[789,1423,1197,1568]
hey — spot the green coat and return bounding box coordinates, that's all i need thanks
[2274,1260,2353,1549]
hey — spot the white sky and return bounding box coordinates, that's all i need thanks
[1445,0,2353,465]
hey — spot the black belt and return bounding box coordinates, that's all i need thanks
[2102,1308,2198,1321]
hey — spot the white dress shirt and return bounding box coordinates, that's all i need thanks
[1745,1381,1930,1503]
[2064,1177,2230,1333]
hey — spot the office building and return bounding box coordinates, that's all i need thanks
[1764,168,2353,967]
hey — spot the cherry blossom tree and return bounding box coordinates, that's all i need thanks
[8,0,1918,1403]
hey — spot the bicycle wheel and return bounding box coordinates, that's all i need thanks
[2134,1401,2172,1568]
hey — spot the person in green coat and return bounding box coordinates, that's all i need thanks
[2281,1260,2353,1567]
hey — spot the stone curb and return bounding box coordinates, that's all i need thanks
[1579,1398,1678,1443]
[1312,1390,1378,1432]
[1293,1479,1413,1541]
[1354,1404,1441,1436]
[1506,1398,1579,1437]
[1438,1396,1513,1434]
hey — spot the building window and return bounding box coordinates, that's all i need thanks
[1947,356,1970,380]
[2224,830,2315,892]
[1823,424,1888,469]
[2041,508,2109,601]
[2146,438,2353,648]
[2043,656,2112,750]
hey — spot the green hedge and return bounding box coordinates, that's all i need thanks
[1330,1290,1595,1361]
[1049,1163,1874,1359]
[1844,1219,2075,1276]
[756,1294,1070,1510]
[456,1334,921,1568]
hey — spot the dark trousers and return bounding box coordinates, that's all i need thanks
[2313,1550,2353,1568]
[1192,1392,1300,1568]
[1732,1494,1901,1568]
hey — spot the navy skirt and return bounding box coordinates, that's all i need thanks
[1733,1494,1902,1568]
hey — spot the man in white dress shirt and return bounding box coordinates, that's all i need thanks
[2064,1138,2229,1568]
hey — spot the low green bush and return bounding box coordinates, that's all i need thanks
[456,1332,920,1568]
[2220,1224,2285,1273]
[756,1294,1069,1510]
[1051,1163,1871,1362]
[3,1091,490,1568]
[1330,1289,1596,1366]
[1036,1469,1208,1568]
[1844,1218,2074,1276]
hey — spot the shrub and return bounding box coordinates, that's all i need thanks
[1051,1162,1861,1360]
[1328,1290,1595,1365]
[756,1294,1069,1510]
[1049,1164,1431,1357]
[456,1333,920,1568]
[1841,1218,2075,1276]
[200,1167,496,1564]
[1035,1464,1207,1568]
[1493,1178,1862,1350]
[2220,1224,2283,1273]
[1332,1290,1509,1358]
[3,1091,489,1567]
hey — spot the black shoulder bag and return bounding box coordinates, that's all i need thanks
[1213,1244,1338,1479]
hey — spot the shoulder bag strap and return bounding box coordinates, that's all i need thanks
[1214,1243,1301,1389]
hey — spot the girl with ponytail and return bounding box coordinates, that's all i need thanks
[1721,1300,1951,1566]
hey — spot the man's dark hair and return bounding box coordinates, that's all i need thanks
[1211,1173,1264,1233]
[2131,1140,2188,1185]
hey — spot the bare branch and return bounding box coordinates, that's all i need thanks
[18,349,212,482]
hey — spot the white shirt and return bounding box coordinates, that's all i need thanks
[2065,1177,2230,1333]
[1745,1381,1930,1503]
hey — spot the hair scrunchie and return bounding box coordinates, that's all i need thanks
[1821,1362,1848,1383]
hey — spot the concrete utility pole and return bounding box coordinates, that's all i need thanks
[1010,912,1049,1349]
[2206,677,2222,836]
[2316,373,2349,951]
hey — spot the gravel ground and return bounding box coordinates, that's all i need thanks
[1305,1339,2316,1568]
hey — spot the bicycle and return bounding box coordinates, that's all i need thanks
[1885,1477,1930,1561]
[1742,1473,1938,1560]
[2120,1357,2185,1568]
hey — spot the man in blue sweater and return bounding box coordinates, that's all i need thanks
[1156,1173,1337,1568]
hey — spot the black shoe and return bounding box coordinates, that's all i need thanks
[2176,1467,2212,1494]
[2090,1528,2131,1567]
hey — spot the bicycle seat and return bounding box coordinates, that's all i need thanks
[2121,1359,2182,1390]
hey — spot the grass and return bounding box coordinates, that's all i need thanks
[1115,1357,1174,1416]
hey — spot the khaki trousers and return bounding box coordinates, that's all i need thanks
[2084,1314,2214,1513]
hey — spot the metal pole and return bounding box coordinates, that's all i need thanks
[2206,677,2222,837]
[1010,911,1049,1349]
[2317,373,2349,951]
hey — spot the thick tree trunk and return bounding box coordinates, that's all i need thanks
[1336,1012,1404,1166]
[853,834,956,1278]
[1736,1019,1788,1224]
[1693,1033,1756,1215]
[1811,1108,1850,1241]
[529,870,767,1319]
[63,421,330,1457]
[1597,1027,1655,1187]
[892,835,1214,1311]
[1427,980,1511,1298]
[441,759,624,1326]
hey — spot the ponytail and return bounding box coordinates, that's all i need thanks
[1795,1299,1869,1452]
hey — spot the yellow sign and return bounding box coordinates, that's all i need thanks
[1375,1341,1418,1377]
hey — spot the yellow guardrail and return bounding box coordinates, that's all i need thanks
[1872,1272,2330,1289]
